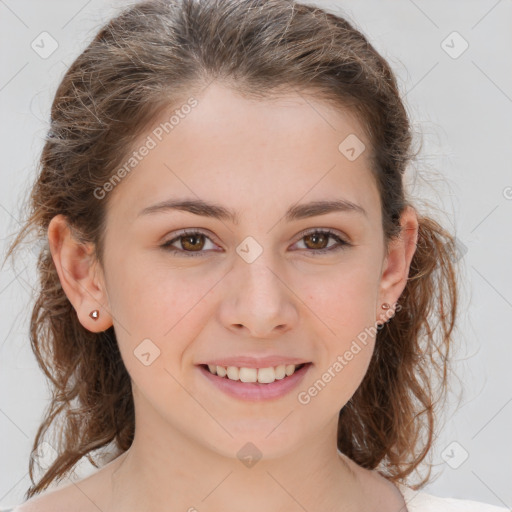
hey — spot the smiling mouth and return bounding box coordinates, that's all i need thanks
[199,362,309,384]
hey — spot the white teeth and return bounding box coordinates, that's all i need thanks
[205,363,305,383]
[257,367,275,384]
[226,366,239,380]
[285,364,295,376]
[274,365,286,380]
[239,367,257,383]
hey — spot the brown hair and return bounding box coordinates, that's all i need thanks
[4,0,460,500]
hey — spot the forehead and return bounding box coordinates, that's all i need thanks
[106,83,379,224]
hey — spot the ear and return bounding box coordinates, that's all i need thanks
[47,214,112,332]
[377,205,419,323]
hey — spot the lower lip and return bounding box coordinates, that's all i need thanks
[197,363,312,401]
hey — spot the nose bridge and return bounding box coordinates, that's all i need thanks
[221,242,297,336]
[234,246,283,306]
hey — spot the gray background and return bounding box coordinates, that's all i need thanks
[1,0,511,509]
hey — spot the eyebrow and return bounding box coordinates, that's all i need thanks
[137,198,367,224]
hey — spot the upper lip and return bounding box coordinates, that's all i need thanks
[197,356,311,368]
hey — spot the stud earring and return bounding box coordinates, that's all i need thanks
[377,302,393,327]
[89,309,99,320]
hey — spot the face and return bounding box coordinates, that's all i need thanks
[50,82,417,460]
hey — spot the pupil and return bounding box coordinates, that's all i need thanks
[307,233,327,249]
[183,234,203,250]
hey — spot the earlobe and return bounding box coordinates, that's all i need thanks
[377,205,419,321]
[47,214,112,332]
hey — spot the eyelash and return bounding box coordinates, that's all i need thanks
[160,228,351,257]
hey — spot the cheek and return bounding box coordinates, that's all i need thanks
[107,256,221,376]
[107,250,204,330]
[295,258,380,401]
[108,269,208,411]
[298,254,380,333]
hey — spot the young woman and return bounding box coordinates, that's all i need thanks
[3,0,507,511]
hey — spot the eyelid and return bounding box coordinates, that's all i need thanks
[164,227,217,243]
[294,226,350,244]
[162,223,355,260]
[163,227,349,247]
[162,228,220,250]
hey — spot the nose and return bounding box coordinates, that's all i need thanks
[218,255,299,339]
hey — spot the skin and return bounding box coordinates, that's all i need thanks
[25,83,418,512]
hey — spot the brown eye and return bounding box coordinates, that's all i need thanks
[180,233,206,251]
[294,229,350,255]
[303,232,330,250]
[161,228,350,258]
[161,230,216,257]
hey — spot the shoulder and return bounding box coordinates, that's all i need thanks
[397,483,509,512]
[8,472,105,512]
[10,451,124,512]
[6,484,79,512]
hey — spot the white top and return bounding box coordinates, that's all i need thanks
[397,483,509,511]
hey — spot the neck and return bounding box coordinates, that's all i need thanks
[105,414,366,512]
